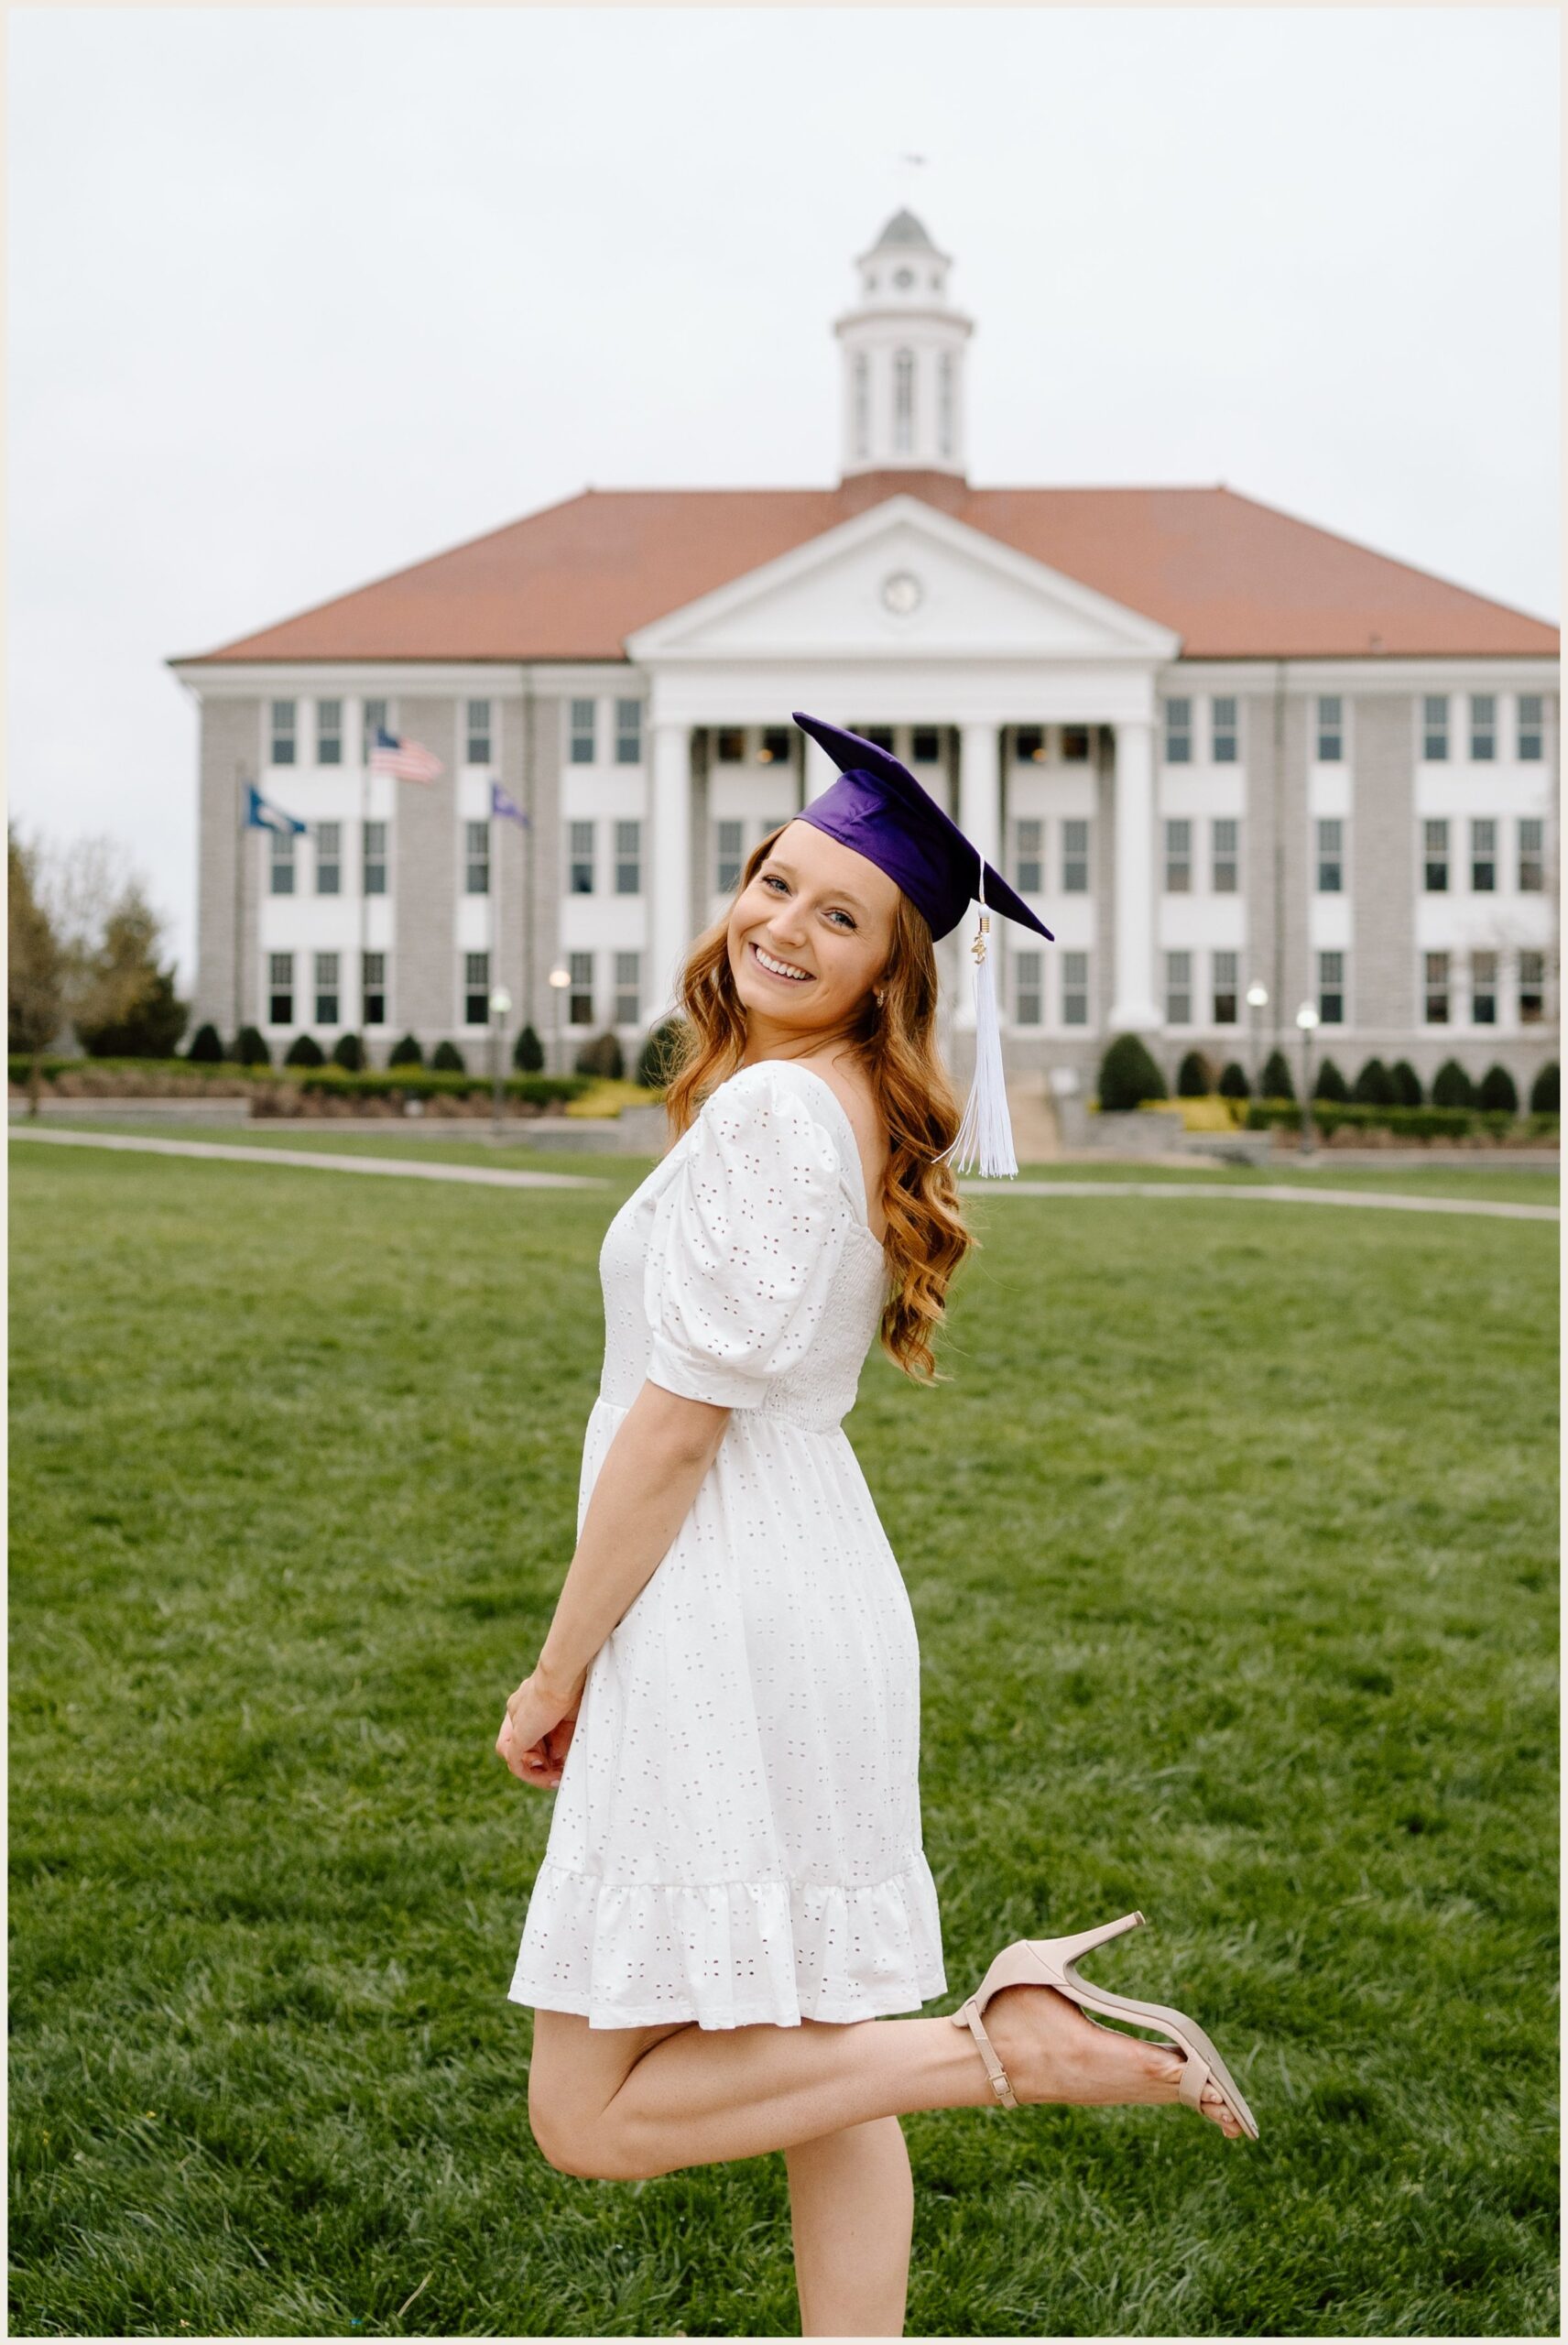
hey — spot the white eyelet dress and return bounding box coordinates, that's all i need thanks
[507,1056,947,2031]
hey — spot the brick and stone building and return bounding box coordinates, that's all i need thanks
[170,210,1560,1096]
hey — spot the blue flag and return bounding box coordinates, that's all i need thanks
[490,780,529,826]
[245,785,307,835]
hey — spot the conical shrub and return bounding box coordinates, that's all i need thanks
[1352,1056,1396,1107]
[1217,1061,1251,1099]
[1312,1056,1349,1102]
[1260,1048,1295,1101]
[1096,1033,1167,1111]
[1432,1058,1474,1108]
[1530,1060,1558,1114]
[1390,1059,1422,1107]
[1476,1063,1519,1114]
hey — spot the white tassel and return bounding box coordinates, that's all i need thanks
[939,874,1018,1180]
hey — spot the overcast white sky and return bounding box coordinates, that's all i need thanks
[9,5,1559,987]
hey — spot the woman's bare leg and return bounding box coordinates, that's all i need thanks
[785,2119,912,2340]
[527,1984,1242,2183]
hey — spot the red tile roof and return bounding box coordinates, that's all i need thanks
[180,476,1558,665]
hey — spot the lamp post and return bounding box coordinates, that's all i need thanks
[1246,981,1269,1099]
[488,986,512,1135]
[548,964,572,1076]
[1295,1000,1320,1158]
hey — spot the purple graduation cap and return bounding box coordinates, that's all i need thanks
[790,712,1056,1179]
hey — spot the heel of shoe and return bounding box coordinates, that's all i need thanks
[1029,1909,1146,1974]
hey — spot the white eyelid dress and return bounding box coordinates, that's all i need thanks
[507,1056,947,2031]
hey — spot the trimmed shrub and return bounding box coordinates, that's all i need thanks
[1390,1059,1423,1107]
[512,1023,545,1074]
[289,1066,589,1107]
[1260,1048,1295,1102]
[388,1033,424,1067]
[1352,1056,1396,1107]
[283,1033,326,1068]
[1476,1063,1519,1115]
[186,1022,224,1064]
[331,1032,365,1072]
[1217,1061,1251,1100]
[1432,1057,1474,1109]
[1096,1033,1167,1111]
[1312,1057,1350,1103]
[431,1040,467,1073]
[637,1017,689,1091]
[1530,1060,1559,1115]
[1176,1050,1213,1098]
[575,1030,626,1081]
[233,1026,271,1066]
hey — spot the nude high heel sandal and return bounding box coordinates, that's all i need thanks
[951,1910,1259,2141]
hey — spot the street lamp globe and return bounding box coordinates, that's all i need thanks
[1295,1002,1321,1031]
[489,987,512,1020]
[1246,982,1269,1009]
[548,966,571,990]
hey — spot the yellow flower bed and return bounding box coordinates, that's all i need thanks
[564,1078,667,1120]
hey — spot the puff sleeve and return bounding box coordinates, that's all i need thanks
[643,1064,850,1409]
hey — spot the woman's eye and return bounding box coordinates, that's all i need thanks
[826,910,856,930]
[760,874,788,894]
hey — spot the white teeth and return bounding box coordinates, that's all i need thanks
[755,943,811,981]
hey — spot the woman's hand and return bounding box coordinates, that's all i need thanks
[495,1666,585,1790]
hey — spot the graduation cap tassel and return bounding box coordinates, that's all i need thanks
[939,867,1018,1181]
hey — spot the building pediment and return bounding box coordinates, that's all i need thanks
[624,494,1181,667]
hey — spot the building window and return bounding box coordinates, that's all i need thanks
[363,819,387,896]
[714,727,746,763]
[614,952,640,1026]
[863,726,895,752]
[314,952,340,1026]
[1014,952,1042,1025]
[1062,951,1089,1026]
[1519,816,1544,891]
[938,352,954,458]
[267,952,293,1025]
[362,698,388,761]
[568,952,593,1026]
[1164,818,1192,892]
[893,348,915,453]
[1163,699,1192,765]
[1519,950,1545,1023]
[569,700,596,765]
[615,820,641,896]
[1061,725,1092,763]
[1469,694,1497,761]
[1423,950,1450,1023]
[465,820,490,895]
[1422,818,1449,892]
[1164,950,1192,1024]
[1212,697,1238,763]
[1422,694,1449,761]
[1518,694,1544,761]
[269,828,295,896]
[1062,818,1089,893]
[316,699,343,766]
[910,727,941,765]
[1015,725,1045,764]
[270,700,297,766]
[1470,817,1496,892]
[315,822,341,896]
[715,820,744,893]
[1317,950,1344,1024]
[1212,817,1238,892]
[853,354,870,460]
[615,700,643,766]
[1014,819,1042,894]
[1315,696,1343,762]
[1471,951,1497,1025]
[463,951,490,1026]
[1315,818,1343,893]
[757,726,792,768]
[1213,949,1238,1025]
[466,700,492,764]
[568,821,594,894]
[362,952,387,1027]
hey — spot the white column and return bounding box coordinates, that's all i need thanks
[649,720,692,1017]
[1108,718,1163,1031]
[955,721,1002,1029]
[803,736,838,804]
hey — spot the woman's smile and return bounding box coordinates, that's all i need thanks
[749,940,814,985]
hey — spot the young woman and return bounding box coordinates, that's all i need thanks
[497,716,1256,2339]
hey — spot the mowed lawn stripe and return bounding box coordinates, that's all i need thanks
[9,1150,1558,2338]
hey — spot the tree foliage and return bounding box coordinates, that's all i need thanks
[1096,1033,1167,1111]
[73,885,188,1058]
[1260,1047,1295,1101]
[512,1023,545,1074]
[8,827,64,1055]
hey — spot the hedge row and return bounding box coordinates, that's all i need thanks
[288,1068,587,1105]
[1243,1098,1561,1140]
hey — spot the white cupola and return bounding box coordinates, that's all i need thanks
[833,210,974,480]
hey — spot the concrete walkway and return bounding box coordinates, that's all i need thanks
[8,1127,601,1191]
[12,1126,1557,1219]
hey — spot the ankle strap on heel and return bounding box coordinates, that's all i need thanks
[953,1996,1019,2110]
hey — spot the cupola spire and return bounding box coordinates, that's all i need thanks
[833,210,973,480]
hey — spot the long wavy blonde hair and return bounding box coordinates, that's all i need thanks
[662,826,975,1381]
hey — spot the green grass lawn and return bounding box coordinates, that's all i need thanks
[9,1145,1559,2338]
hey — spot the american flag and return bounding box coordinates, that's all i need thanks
[370,725,443,784]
